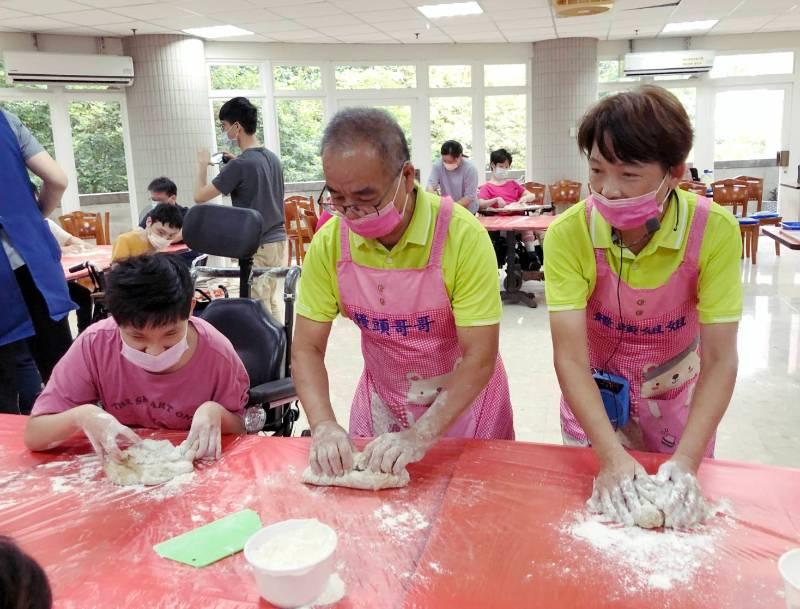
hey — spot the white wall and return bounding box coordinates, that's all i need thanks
[0,32,123,55]
[597,31,800,58]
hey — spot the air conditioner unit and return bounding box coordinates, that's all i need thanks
[3,51,134,86]
[624,50,715,76]
[553,0,613,17]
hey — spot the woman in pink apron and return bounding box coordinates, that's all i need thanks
[293,108,514,479]
[545,86,741,527]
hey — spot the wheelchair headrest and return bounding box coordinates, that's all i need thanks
[183,204,263,259]
[200,298,285,385]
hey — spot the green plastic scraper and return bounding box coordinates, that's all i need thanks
[154,509,262,568]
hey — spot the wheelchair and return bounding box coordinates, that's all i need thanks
[182,204,301,437]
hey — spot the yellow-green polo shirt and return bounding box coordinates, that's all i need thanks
[297,187,502,327]
[543,188,743,324]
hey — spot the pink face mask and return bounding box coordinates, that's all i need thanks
[589,174,670,231]
[120,326,189,373]
[344,171,409,239]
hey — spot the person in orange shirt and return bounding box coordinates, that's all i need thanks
[112,203,182,262]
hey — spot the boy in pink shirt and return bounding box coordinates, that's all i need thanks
[24,254,249,462]
[477,148,538,251]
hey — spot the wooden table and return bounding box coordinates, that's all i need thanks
[762,227,800,251]
[478,214,555,308]
[0,414,797,608]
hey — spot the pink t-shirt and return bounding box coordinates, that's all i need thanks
[31,317,250,429]
[478,180,526,206]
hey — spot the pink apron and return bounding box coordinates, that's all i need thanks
[338,197,514,439]
[560,196,715,457]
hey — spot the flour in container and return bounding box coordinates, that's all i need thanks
[250,519,337,571]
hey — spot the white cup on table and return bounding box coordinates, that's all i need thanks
[779,548,800,609]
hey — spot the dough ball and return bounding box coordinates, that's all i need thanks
[635,502,665,529]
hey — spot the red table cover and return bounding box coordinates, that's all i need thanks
[0,414,797,609]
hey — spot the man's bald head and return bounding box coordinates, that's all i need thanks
[321,107,410,178]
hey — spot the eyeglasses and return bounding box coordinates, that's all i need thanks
[318,165,406,218]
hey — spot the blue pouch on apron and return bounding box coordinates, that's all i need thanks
[592,370,630,430]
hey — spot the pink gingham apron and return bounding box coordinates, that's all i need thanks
[338,197,514,439]
[560,196,715,457]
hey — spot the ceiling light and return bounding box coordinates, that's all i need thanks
[661,20,718,34]
[417,2,483,19]
[182,25,254,39]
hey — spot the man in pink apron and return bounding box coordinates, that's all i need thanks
[293,108,514,478]
[544,86,742,527]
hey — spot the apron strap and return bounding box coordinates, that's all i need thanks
[683,195,710,267]
[338,216,352,262]
[584,198,607,266]
[429,196,454,267]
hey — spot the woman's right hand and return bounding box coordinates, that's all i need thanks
[587,450,651,526]
[309,420,354,477]
[76,405,141,463]
[494,197,507,208]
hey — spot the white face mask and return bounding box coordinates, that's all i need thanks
[493,167,510,180]
[148,232,172,250]
[120,328,189,373]
[223,124,238,144]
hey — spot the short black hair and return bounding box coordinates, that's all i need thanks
[218,96,258,135]
[147,177,177,198]
[0,536,52,609]
[321,107,410,174]
[105,254,193,329]
[147,202,182,229]
[490,148,512,167]
[578,85,693,170]
[440,140,463,158]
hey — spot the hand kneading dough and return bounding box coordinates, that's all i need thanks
[302,452,410,491]
[104,439,194,486]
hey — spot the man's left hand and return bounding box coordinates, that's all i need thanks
[362,427,436,475]
[180,402,223,461]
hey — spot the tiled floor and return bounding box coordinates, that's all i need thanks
[310,233,800,469]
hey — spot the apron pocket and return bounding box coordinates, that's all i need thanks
[637,383,714,457]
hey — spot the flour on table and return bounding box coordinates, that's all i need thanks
[302,452,410,491]
[373,503,430,541]
[561,510,731,593]
[249,519,337,571]
[104,439,193,486]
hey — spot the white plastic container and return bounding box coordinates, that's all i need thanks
[779,548,800,609]
[244,519,338,609]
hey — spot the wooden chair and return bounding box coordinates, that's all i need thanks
[549,180,582,209]
[711,179,750,217]
[734,175,764,213]
[284,197,315,265]
[738,218,759,264]
[751,213,783,256]
[59,210,111,245]
[679,181,708,196]
[294,195,318,233]
[524,182,546,205]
